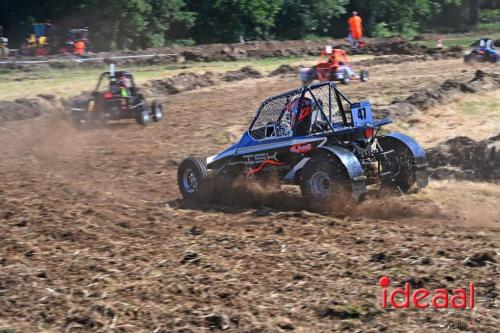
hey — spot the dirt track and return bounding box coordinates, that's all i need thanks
[0,58,499,332]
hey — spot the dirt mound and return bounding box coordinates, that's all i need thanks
[145,71,219,95]
[356,54,430,67]
[268,64,302,77]
[0,95,63,123]
[379,69,500,118]
[221,65,263,81]
[354,40,463,58]
[427,134,500,181]
[145,66,263,95]
[1,38,467,73]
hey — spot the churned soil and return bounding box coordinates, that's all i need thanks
[0,57,498,332]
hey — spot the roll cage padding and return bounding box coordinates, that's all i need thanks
[311,145,367,201]
[379,132,428,168]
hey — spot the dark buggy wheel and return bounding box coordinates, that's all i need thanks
[299,155,351,211]
[151,101,164,122]
[341,69,350,85]
[178,157,209,201]
[379,140,418,193]
[360,70,369,82]
[136,102,151,126]
[70,111,88,129]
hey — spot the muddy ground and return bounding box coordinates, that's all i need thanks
[0,57,499,332]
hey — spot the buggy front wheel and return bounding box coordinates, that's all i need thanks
[136,104,151,126]
[178,157,209,201]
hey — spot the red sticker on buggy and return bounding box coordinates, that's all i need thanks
[290,143,312,154]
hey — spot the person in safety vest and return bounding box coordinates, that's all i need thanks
[74,40,86,55]
[348,11,363,49]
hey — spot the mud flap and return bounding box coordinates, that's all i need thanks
[318,146,367,202]
[415,168,429,189]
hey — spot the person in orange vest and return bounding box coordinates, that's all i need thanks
[348,11,363,49]
[74,40,86,55]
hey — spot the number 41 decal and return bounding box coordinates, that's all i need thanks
[352,101,373,126]
[358,108,367,120]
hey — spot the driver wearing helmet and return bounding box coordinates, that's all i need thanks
[286,96,314,136]
[118,75,132,97]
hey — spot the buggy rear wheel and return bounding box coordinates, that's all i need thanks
[151,101,164,122]
[178,157,209,201]
[71,115,87,129]
[299,155,351,211]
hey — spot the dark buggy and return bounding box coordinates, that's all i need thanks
[71,66,164,127]
[177,82,428,210]
[464,38,498,63]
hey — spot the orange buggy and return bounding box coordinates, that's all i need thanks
[300,46,368,85]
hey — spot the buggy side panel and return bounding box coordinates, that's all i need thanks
[317,146,367,201]
[380,132,429,188]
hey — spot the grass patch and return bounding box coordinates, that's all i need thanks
[0,54,373,101]
[458,97,500,118]
[476,22,500,32]
[415,33,500,49]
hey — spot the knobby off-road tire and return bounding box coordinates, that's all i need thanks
[136,103,151,126]
[70,114,86,129]
[299,155,351,211]
[379,140,417,193]
[360,70,369,82]
[151,101,164,122]
[178,157,209,201]
[341,69,350,85]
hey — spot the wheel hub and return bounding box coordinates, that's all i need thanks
[182,168,198,193]
[310,171,333,197]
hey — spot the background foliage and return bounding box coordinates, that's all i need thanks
[0,0,498,50]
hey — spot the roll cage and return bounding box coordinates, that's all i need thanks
[477,38,495,50]
[248,82,354,140]
[93,71,137,94]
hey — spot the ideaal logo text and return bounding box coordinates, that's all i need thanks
[379,276,475,309]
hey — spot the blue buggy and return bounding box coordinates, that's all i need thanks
[464,38,498,63]
[177,82,428,209]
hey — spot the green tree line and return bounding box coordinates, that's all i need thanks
[0,0,498,51]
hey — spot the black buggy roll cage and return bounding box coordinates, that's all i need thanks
[248,82,353,135]
[93,71,137,93]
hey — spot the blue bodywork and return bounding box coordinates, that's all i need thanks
[205,82,428,200]
[467,39,499,63]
